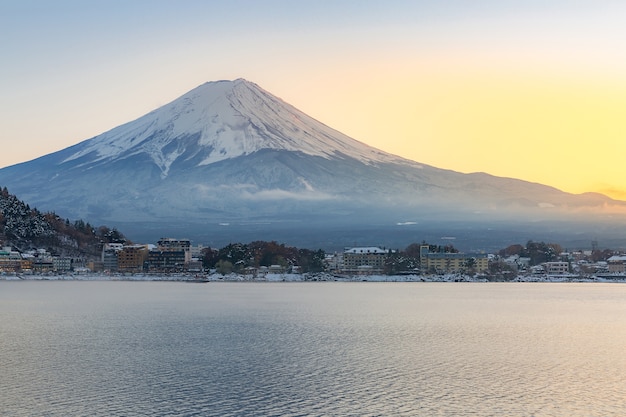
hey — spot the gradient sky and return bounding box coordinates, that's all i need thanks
[2,1,626,199]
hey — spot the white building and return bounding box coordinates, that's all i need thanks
[607,255,626,273]
[342,247,389,275]
[544,261,569,275]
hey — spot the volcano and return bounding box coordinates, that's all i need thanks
[1,79,624,250]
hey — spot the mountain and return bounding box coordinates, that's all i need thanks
[1,79,625,250]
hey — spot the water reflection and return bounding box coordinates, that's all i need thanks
[1,282,626,416]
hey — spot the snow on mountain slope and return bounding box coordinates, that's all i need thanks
[62,79,407,177]
[1,78,625,249]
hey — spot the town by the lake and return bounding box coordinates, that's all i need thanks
[2,236,626,283]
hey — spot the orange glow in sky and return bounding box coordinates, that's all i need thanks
[285,69,626,200]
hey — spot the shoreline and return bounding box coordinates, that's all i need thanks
[2,272,626,283]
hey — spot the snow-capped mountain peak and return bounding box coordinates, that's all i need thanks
[2,78,624,250]
[62,79,404,176]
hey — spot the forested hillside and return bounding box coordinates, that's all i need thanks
[0,187,125,258]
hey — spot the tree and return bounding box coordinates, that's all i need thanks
[591,249,613,262]
[217,243,252,272]
[202,247,220,269]
[383,250,401,275]
[523,241,558,265]
[296,248,325,273]
[216,259,233,275]
[405,243,422,258]
[463,257,477,275]
[487,260,516,281]
[499,244,524,257]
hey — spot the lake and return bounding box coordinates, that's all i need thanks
[1,281,626,416]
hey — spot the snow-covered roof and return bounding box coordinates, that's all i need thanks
[344,247,388,254]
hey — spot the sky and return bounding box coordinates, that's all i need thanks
[2,0,626,199]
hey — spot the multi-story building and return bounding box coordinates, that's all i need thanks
[145,238,193,272]
[544,261,570,275]
[147,249,186,272]
[607,256,626,273]
[102,247,120,272]
[157,238,192,263]
[32,258,54,273]
[20,257,32,272]
[0,247,22,272]
[342,247,389,275]
[420,245,489,274]
[101,242,124,272]
[53,257,73,272]
[117,245,149,273]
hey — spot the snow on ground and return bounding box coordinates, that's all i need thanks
[3,272,626,283]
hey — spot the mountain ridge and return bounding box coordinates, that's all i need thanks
[0,78,624,250]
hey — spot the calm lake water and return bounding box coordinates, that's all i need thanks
[1,281,626,416]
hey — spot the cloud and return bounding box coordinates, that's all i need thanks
[192,182,336,201]
[191,183,256,194]
[241,188,337,202]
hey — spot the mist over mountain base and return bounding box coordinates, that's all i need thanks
[113,217,625,252]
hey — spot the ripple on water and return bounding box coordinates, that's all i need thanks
[1,282,626,416]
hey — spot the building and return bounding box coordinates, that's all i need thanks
[607,255,626,273]
[32,258,54,273]
[0,247,22,272]
[87,260,104,272]
[544,261,570,275]
[102,249,118,272]
[102,243,124,272]
[420,245,489,274]
[117,245,149,273]
[53,257,73,272]
[147,249,186,272]
[190,244,206,259]
[145,238,193,272]
[20,257,32,272]
[342,247,389,275]
[325,252,344,273]
[187,258,203,273]
[157,238,192,263]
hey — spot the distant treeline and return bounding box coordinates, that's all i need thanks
[201,241,326,274]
